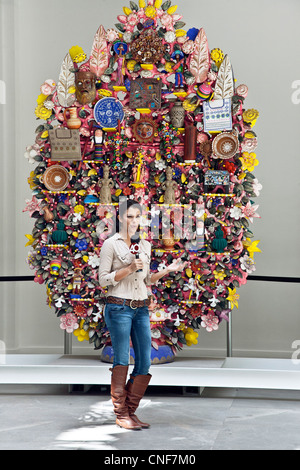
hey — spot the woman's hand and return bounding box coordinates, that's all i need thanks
[166,258,187,273]
[129,258,144,272]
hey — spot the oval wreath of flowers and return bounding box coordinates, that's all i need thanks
[24,0,261,355]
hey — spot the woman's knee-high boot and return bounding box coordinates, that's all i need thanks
[110,365,141,430]
[126,374,152,428]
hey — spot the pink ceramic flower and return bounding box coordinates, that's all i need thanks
[201,313,219,332]
[106,28,119,42]
[160,13,174,30]
[40,79,56,96]
[241,202,260,223]
[59,313,79,333]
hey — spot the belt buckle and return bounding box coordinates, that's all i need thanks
[129,299,137,309]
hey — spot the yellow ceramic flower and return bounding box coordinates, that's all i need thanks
[243,109,259,126]
[82,255,89,263]
[69,46,86,63]
[243,238,261,258]
[139,0,146,8]
[213,270,226,280]
[145,5,156,17]
[211,48,224,64]
[226,287,239,309]
[184,327,198,346]
[27,171,37,190]
[74,204,85,214]
[154,0,162,7]
[240,152,259,172]
[115,189,122,197]
[25,234,36,247]
[35,104,52,120]
[74,320,89,342]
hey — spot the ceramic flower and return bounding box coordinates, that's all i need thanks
[74,204,85,215]
[164,31,176,43]
[154,158,166,170]
[210,48,224,64]
[241,201,260,223]
[106,28,119,42]
[252,178,262,196]
[182,40,195,54]
[240,254,256,273]
[242,238,261,258]
[88,254,100,268]
[69,45,86,63]
[23,196,43,217]
[145,5,156,17]
[226,287,239,309]
[201,313,219,332]
[240,152,259,172]
[123,31,133,43]
[24,144,39,164]
[40,79,56,96]
[44,99,55,110]
[241,137,258,152]
[75,238,88,251]
[243,108,259,124]
[35,104,52,120]
[73,320,90,341]
[151,328,161,339]
[230,206,242,220]
[213,270,226,281]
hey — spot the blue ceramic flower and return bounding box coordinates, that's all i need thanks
[75,238,88,251]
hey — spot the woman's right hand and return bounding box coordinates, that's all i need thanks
[129,258,144,272]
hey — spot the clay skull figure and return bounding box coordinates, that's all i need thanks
[75,71,96,105]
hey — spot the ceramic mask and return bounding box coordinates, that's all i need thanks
[75,71,96,105]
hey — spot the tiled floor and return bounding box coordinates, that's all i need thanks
[1,384,300,450]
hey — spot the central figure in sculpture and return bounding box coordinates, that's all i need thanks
[99,199,186,430]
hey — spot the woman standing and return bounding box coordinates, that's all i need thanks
[99,199,186,430]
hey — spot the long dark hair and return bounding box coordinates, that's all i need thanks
[115,198,142,242]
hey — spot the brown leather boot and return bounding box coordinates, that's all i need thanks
[126,374,152,428]
[110,365,141,430]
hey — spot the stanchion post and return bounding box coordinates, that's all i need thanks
[64,330,72,355]
[226,310,232,357]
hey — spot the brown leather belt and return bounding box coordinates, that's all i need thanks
[106,296,150,310]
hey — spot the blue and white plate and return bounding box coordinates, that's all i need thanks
[94,97,124,128]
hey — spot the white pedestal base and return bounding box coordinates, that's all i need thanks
[1,355,300,390]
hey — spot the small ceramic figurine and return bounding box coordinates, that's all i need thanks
[162,166,178,204]
[99,164,114,204]
[113,42,128,86]
[72,267,83,297]
[171,50,185,89]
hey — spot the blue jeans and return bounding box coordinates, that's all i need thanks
[104,302,151,376]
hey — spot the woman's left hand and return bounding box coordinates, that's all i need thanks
[167,259,187,273]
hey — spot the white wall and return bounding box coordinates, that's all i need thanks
[0,0,300,358]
